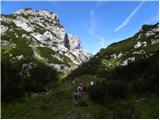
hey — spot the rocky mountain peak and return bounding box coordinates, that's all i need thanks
[68,34,81,50]
[1,9,90,73]
[15,8,59,22]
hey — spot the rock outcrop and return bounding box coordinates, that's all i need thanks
[1,8,90,73]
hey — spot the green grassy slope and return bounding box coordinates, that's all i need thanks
[65,23,159,80]
[1,22,159,118]
[2,51,159,118]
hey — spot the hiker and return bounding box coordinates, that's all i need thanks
[79,83,83,91]
[73,90,80,107]
[83,83,87,92]
[78,87,82,98]
[90,81,94,86]
[77,86,83,93]
[81,82,86,92]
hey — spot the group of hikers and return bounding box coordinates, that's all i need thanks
[73,81,94,107]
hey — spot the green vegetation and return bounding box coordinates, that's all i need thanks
[54,22,64,28]
[65,51,159,119]
[1,59,59,102]
[1,25,60,102]
[36,47,72,66]
[64,23,159,118]
[1,13,158,119]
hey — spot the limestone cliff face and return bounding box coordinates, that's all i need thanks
[1,8,90,73]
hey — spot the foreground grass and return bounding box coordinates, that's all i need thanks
[2,80,159,119]
[2,82,73,119]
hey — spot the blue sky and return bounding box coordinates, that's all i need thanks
[1,1,159,54]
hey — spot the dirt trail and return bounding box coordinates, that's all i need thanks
[64,109,75,118]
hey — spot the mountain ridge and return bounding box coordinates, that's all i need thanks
[1,8,90,73]
[66,22,159,80]
[1,8,91,102]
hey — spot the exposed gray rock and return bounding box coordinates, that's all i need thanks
[1,8,91,73]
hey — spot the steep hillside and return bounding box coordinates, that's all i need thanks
[66,23,159,80]
[2,23,159,119]
[63,23,159,118]
[1,8,90,102]
[2,24,159,119]
[1,8,89,73]
[1,8,159,118]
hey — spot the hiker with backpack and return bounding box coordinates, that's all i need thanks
[77,85,82,93]
[73,82,91,108]
[73,90,80,107]
[73,84,84,107]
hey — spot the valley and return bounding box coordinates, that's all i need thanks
[1,8,159,119]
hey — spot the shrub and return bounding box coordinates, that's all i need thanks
[1,60,59,102]
[1,61,25,102]
[111,101,134,118]
[26,61,59,92]
[88,80,128,104]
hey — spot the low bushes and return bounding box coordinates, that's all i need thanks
[1,60,59,102]
[88,80,128,104]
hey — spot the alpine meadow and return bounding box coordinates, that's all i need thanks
[1,1,159,119]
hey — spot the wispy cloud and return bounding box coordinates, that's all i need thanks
[87,2,107,48]
[114,1,145,32]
